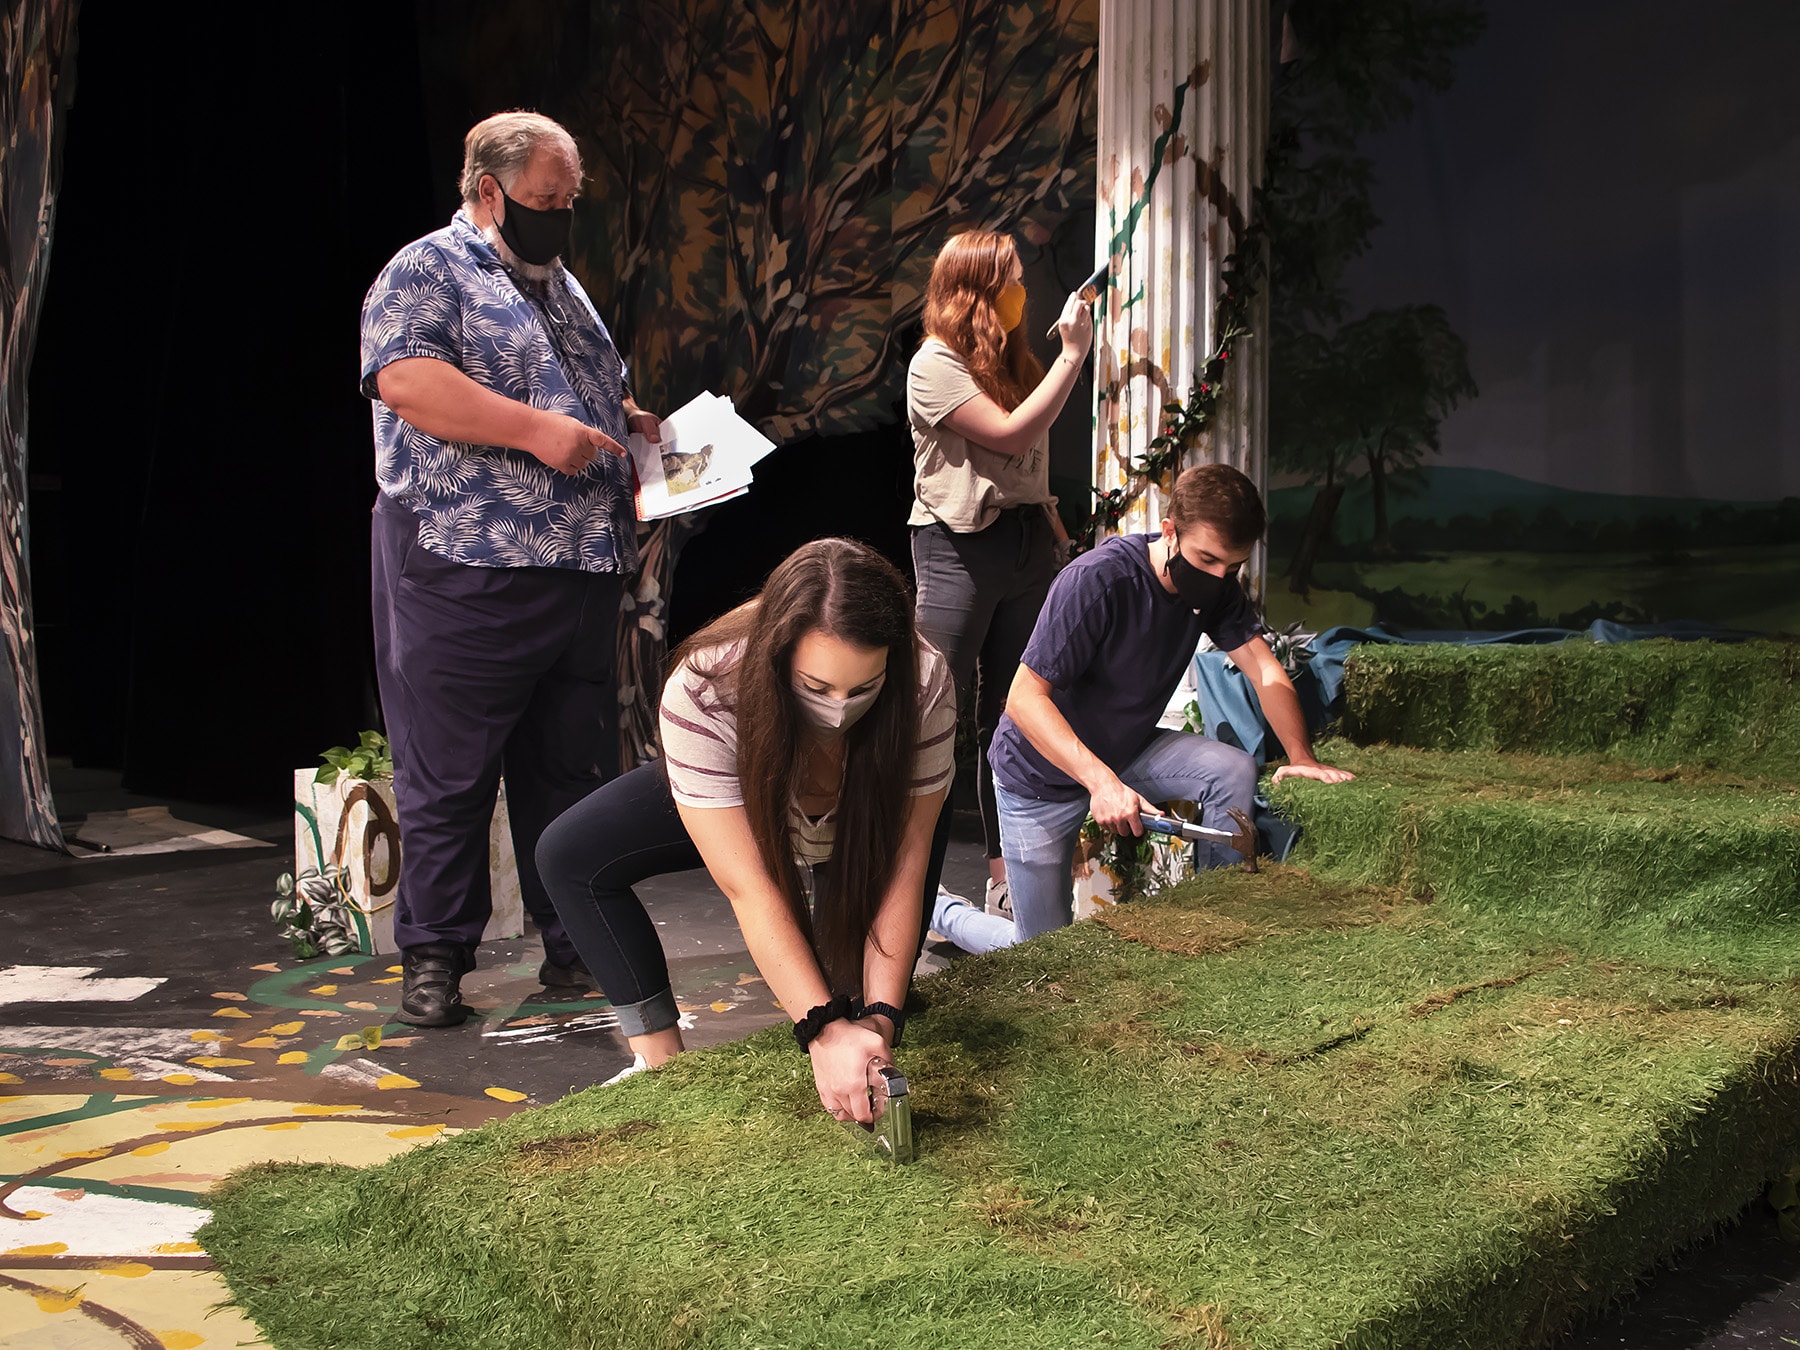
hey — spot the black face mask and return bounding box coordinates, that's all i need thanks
[494,186,572,267]
[1164,532,1230,614]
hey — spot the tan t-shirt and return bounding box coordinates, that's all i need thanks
[907,338,1052,532]
[659,638,957,867]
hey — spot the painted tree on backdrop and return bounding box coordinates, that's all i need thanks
[1263,0,1486,595]
[561,0,1098,764]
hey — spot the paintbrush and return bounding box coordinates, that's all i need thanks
[1046,262,1108,340]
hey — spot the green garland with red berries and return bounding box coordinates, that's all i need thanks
[1091,217,1269,539]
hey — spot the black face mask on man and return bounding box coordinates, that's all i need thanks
[493,185,572,268]
[1163,531,1231,614]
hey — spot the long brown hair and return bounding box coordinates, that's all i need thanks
[667,539,923,994]
[921,230,1045,411]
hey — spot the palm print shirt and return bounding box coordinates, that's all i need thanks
[359,211,637,573]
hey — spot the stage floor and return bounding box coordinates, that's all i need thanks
[1,772,1795,1348]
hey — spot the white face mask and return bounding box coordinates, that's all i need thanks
[791,673,886,739]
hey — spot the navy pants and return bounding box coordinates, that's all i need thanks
[370,495,624,962]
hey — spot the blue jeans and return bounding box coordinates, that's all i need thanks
[993,730,1258,940]
[929,887,1018,955]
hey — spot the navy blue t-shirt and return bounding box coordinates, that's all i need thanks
[988,533,1262,802]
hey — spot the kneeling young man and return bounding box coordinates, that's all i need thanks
[989,463,1353,938]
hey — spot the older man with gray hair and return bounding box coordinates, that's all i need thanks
[361,110,659,1027]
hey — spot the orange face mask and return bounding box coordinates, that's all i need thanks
[995,282,1026,333]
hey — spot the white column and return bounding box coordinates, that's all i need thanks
[1093,0,1270,602]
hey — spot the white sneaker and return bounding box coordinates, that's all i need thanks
[984,877,1013,919]
[602,1052,648,1087]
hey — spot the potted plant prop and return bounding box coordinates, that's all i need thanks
[275,732,524,957]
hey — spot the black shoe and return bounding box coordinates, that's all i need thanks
[397,941,474,1027]
[538,954,599,993]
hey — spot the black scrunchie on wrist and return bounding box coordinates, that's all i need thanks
[855,998,907,1048]
[793,993,856,1051]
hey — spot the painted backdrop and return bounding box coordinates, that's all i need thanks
[1268,0,1800,637]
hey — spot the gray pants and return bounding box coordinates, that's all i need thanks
[911,506,1058,860]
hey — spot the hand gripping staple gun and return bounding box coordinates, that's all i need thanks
[844,1058,915,1164]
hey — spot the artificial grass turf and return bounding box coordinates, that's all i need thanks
[1266,742,1800,971]
[1341,639,1800,775]
[206,641,1800,1348]
[203,866,1800,1350]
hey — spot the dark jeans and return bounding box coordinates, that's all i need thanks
[538,759,955,1037]
[911,506,1057,861]
[370,494,623,963]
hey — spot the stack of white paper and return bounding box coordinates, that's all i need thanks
[628,392,778,521]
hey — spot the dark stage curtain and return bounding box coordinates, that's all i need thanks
[0,0,78,849]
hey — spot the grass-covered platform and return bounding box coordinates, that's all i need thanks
[205,641,1800,1349]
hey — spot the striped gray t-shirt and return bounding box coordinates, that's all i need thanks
[659,638,957,866]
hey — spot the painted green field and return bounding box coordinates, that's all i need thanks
[1266,544,1800,636]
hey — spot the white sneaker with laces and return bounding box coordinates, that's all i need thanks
[984,876,1013,919]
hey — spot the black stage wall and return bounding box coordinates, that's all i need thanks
[30,3,439,802]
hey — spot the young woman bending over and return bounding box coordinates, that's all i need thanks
[535,538,953,1123]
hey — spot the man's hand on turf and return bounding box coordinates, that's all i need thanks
[1090,774,1154,837]
[1271,762,1356,786]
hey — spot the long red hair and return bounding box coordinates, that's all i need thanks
[921,231,1044,411]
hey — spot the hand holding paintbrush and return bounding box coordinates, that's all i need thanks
[1045,262,1108,341]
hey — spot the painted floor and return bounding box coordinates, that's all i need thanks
[2,769,1796,1348]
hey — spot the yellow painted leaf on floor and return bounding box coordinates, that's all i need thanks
[22,1210,48,1219]
[100,1262,153,1278]
[239,1037,280,1049]
[131,1142,171,1156]
[60,1148,111,1159]
[387,1124,445,1138]
[371,976,402,985]
[333,1026,383,1053]
[484,1087,527,1103]
[211,991,247,1001]
[155,1120,220,1132]
[345,1000,378,1011]
[156,1332,205,1350]
[294,1103,361,1115]
[262,1122,301,1131]
[332,1035,364,1052]
[187,1057,254,1068]
[0,1072,20,1084]
[188,1031,221,1043]
[4,1242,67,1256]
[270,1022,304,1035]
[212,1007,250,1019]
[308,984,339,996]
[33,1286,84,1312]
[161,1074,197,1086]
[191,1097,250,1109]
[387,965,403,973]
[277,1052,309,1065]
[376,1074,419,1090]
[153,1241,204,1255]
[710,1001,733,1013]
[249,962,281,972]
[98,1067,134,1080]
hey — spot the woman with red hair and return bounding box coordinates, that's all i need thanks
[907,230,1093,930]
